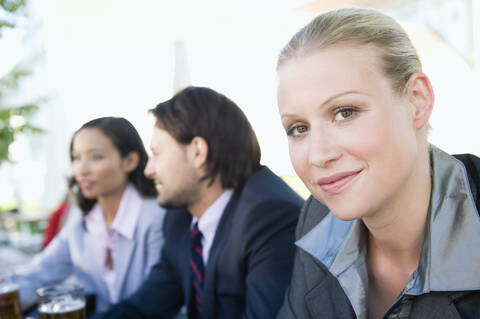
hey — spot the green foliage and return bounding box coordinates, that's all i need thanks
[0,0,26,13]
[0,67,44,165]
[0,20,14,29]
[0,104,43,164]
[0,0,25,36]
[0,67,30,93]
[0,0,43,165]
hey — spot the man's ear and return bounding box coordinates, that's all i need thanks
[406,72,434,131]
[123,151,140,173]
[189,136,208,169]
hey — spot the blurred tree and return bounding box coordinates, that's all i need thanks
[0,0,42,165]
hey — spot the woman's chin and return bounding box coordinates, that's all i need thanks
[330,212,359,221]
[327,205,366,221]
[80,190,97,200]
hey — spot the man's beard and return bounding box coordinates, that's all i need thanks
[157,184,199,210]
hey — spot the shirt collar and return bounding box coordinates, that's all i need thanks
[110,183,143,239]
[84,202,105,236]
[84,183,143,240]
[191,189,234,245]
[296,145,480,317]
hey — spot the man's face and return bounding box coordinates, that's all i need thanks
[144,127,201,209]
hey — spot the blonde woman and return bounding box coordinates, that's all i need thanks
[276,8,480,319]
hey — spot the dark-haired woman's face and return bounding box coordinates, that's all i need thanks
[71,128,131,200]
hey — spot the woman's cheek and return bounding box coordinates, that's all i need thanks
[289,142,308,181]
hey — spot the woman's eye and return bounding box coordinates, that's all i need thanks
[287,124,308,137]
[334,107,357,121]
[92,154,104,160]
[296,126,307,134]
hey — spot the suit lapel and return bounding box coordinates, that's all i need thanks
[180,226,193,312]
[113,235,135,300]
[167,209,194,314]
[407,291,468,319]
[305,276,356,318]
[296,248,357,318]
[201,189,241,319]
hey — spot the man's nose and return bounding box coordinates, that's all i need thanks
[144,157,154,178]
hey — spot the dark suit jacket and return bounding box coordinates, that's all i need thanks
[100,166,303,319]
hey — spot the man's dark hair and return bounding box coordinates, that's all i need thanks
[69,116,157,214]
[151,86,261,188]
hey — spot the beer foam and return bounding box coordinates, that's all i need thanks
[38,298,85,314]
[0,283,18,294]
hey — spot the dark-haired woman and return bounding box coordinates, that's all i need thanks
[16,117,166,316]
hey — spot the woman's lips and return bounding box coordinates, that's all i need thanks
[317,170,361,195]
[78,181,94,190]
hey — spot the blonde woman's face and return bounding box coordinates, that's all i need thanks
[277,44,420,221]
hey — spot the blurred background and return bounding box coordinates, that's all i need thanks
[0,0,479,254]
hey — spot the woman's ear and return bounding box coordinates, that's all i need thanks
[189,136,208,169]
[123,151,140,173]
[406,72,434,131]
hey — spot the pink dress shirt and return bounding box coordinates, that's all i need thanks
[84,183,143,302]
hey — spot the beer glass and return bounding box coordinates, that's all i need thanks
[0,274,22,319]
[37,284,86,319]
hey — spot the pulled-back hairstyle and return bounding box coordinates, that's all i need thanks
[151,86,261,188]
[69,117,156,214]
[277,7,422,95]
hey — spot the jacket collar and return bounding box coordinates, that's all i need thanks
[425,146,480,292]
[296,145,480,318]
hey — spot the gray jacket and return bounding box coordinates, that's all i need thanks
[17,192,166,315]
[278,146,480,319]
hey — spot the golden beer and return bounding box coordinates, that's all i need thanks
[37,284,86,319]
[0,283,22,319]
[38,300,86,319]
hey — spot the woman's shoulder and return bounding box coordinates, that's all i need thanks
[51,205,88,243]
[61,205,84,230]
[137,197,167,226]
[141,197,166,213]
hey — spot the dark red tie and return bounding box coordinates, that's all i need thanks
[190,222,204,316]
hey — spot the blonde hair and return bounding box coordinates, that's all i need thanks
[277,8,421,95]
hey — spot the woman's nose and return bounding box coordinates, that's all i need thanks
[73,158,90,176]
[308,128,342,168]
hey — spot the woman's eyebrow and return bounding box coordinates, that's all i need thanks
[319,90,365,109]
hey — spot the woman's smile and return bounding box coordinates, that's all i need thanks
[316,170,362,195]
